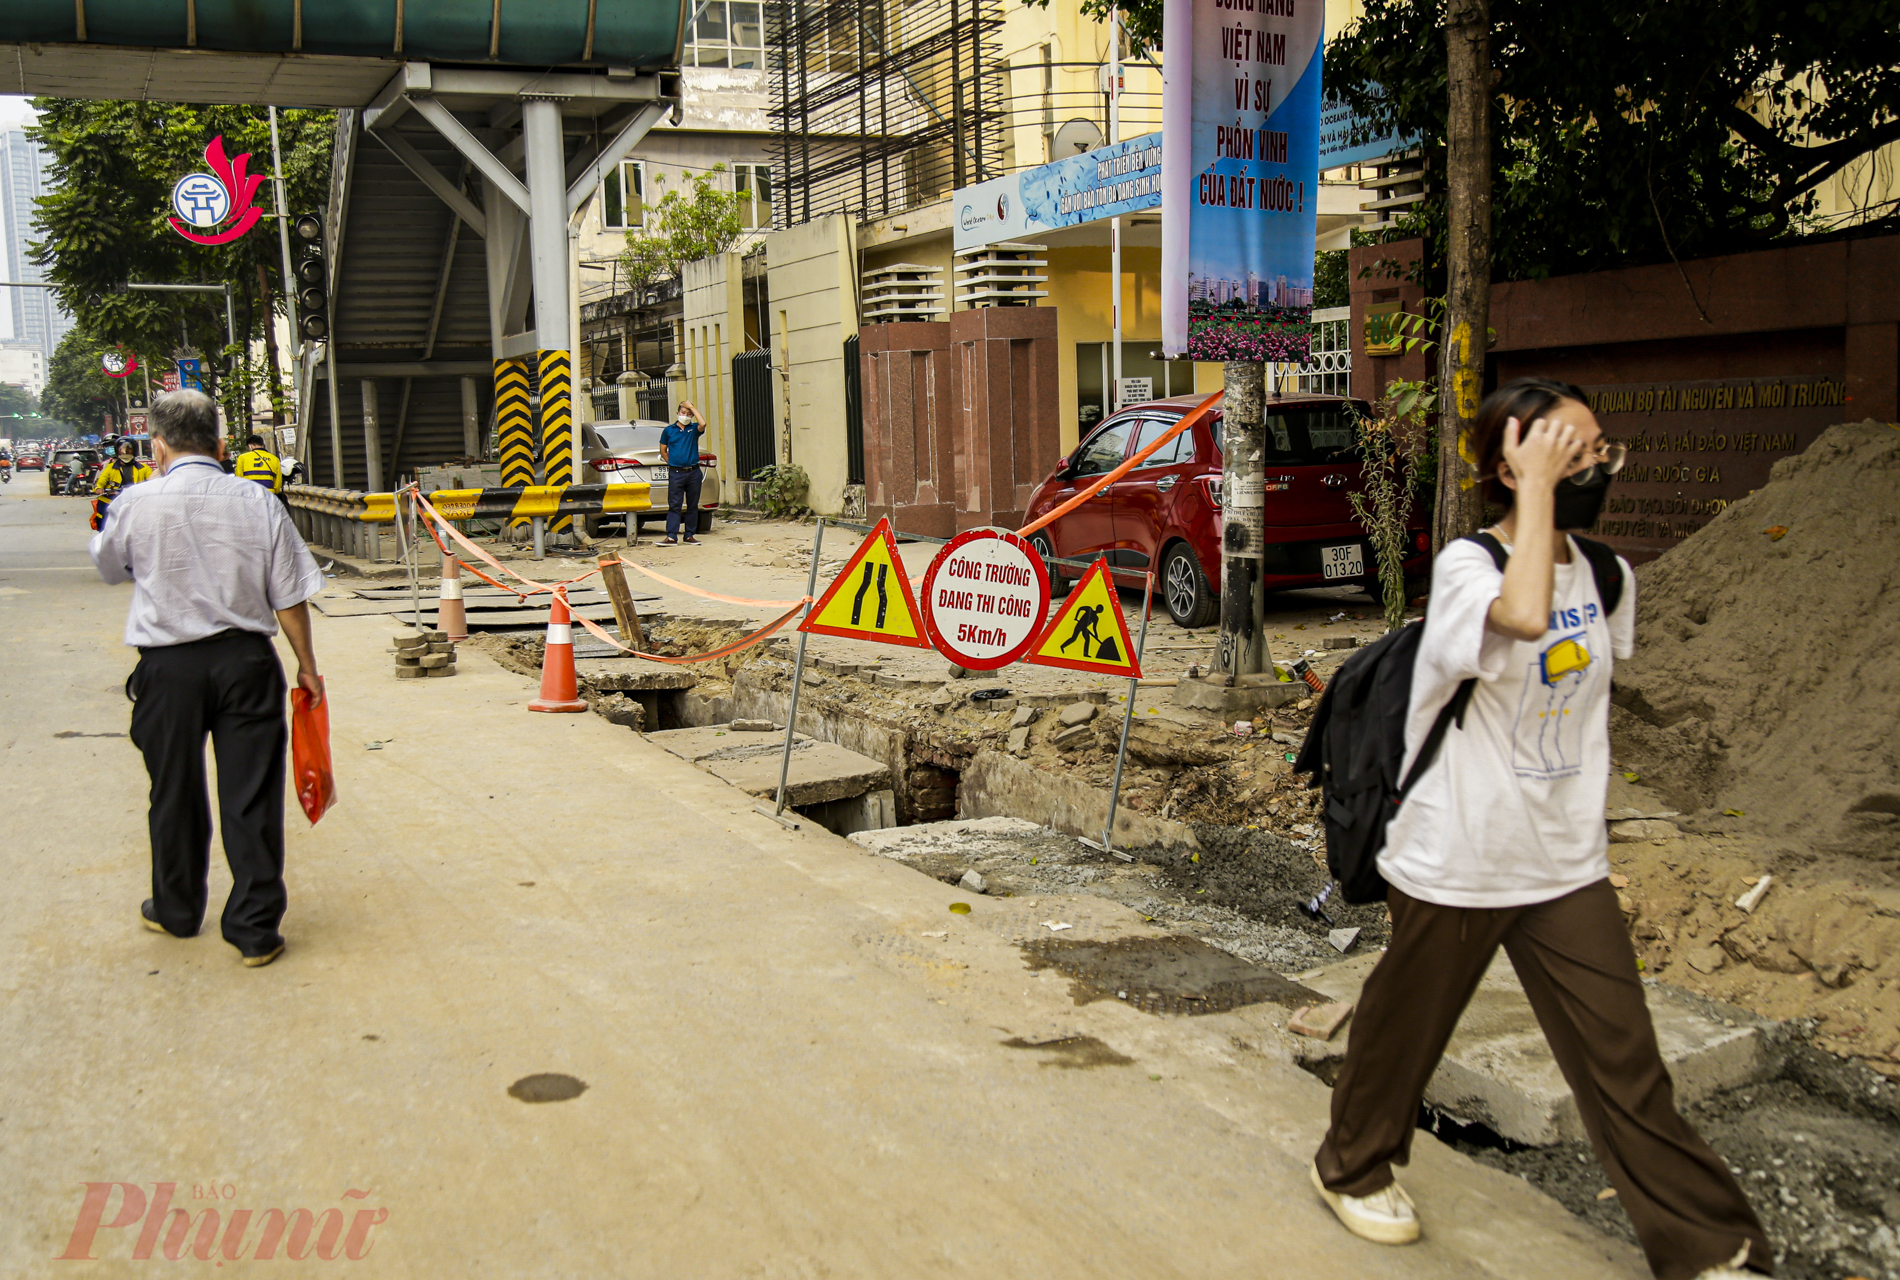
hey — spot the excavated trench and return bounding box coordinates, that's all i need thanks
[487,619,1900,1277]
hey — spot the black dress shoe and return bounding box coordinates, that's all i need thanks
[141,899,174,936]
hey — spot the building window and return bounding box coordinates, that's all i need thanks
[688,0,764,69]
[599,160,646,231]
[733,163,773,229]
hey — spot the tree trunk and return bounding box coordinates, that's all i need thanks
[1215,360,1269,678]
[1436,0,1492,550]
[256,263,285,425]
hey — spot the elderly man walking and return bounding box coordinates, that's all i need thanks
[89,391,326,968]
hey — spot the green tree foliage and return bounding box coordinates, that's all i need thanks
[1312,250,1350,309]
[41,326,140,431]
[619,164,747,285]
[0,382,38,420]
[1328,0,1900,282]
[28,101,333,422]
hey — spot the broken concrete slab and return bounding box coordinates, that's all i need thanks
[1010,705,1039,729]
[1006,726,1030,754]
[647,724,813,764]
[1289,1001,1354,1040]
[959,869,989,894]
[875,672,945,692]
[1293,951,1779,1146]
[702,741,891,806]
[1051,723,1095,749]
[574,656,699,692]
[729,718,776,732]
[848,815,1045,861]
[1610,818,1681,842]
[1058,702,1098,727]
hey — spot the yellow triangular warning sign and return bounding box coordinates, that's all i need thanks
[1026,558,1143,677]
[799,517,929,647]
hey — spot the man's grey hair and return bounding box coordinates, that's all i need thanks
[150,390,221,457]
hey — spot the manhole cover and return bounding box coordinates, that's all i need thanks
[1021,935,1326,1016]
[508,1073,588,1103]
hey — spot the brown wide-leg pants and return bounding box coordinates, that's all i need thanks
[1314,879,1771,1280]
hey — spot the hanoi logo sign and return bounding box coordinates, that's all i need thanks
[168,136,266,246]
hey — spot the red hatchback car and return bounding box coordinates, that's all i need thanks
[1021,391,1431,627]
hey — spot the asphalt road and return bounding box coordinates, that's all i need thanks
[0,488,1649,1277]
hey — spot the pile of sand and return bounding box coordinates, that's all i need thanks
[1612,421,1900,865]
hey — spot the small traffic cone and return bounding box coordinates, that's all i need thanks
[528,590,588,713]
[436,535,469,642]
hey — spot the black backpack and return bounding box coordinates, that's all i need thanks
[1291,533,1625,903]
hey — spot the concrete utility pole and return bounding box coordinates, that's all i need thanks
[1215,360,1268,677]
[1437,0,1493,549]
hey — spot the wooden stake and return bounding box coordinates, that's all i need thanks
[597,555,645,649]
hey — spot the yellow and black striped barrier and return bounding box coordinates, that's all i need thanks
[424,482,650,522]
[495,357,535,527]
[537,349,575,533]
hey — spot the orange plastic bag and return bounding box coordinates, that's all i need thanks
[291,685,337,825]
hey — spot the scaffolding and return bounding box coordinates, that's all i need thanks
[768,0,1006,226]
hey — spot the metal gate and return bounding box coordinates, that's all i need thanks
[843,334,864,485]
[1290,306,1352,396]
[731,348,776,480]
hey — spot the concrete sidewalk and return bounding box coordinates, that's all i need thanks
[0,494,1646,1276]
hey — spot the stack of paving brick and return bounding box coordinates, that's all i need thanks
[392,626,457,679]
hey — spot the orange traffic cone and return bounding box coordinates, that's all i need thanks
[528,590,588,713]
[436,536,469,642]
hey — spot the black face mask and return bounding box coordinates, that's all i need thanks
[1552,470,1613,530]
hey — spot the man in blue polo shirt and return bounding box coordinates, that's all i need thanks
[659,401,706,545]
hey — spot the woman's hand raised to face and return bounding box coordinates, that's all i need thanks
[1500,414,1582,496]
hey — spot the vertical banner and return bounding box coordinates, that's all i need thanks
[1162,0,1323,361]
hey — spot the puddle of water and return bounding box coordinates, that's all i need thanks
[1021,935,1328,1016]
[1000,1035,1135,1069]
[508,1073,588,1103]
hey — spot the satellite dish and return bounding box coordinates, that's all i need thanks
[1053,118,1106,157]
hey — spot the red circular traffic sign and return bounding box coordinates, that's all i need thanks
[919,529,1051,670]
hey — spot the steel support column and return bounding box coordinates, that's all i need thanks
[522,99,574,537]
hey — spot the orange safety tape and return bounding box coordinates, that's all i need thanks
[612,555,805,608]
[1014,389,1223,540]
[409,488,598,597]
[566,592,811,665]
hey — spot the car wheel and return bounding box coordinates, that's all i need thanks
[1162,542,1218,628]
[1026,531,1069,597]
[697,511,714,533]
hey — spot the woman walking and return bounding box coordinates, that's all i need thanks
[1308,378,1771,1280]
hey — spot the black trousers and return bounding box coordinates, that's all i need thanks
[665,465,702,538]
[129,630,289,954]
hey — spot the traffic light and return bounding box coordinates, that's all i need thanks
[292,212,328,341]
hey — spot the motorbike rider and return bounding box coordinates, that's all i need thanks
[91,437,152,531]
[233,433,285,502]
[0,447,11,484]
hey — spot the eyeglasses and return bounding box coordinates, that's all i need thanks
[1565,442,1628,486]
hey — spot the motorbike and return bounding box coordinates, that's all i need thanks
[66,461,102,498]
[0,462,11,485]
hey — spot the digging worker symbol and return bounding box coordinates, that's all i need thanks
[850,560,889,630]
[1059,603,1106,659]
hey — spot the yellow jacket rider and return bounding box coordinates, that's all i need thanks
[233,434,285,496]
[91,440,152,531]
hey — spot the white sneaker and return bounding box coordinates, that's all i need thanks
[1691,1242,1756,1279]
[1310,1162,1421,1244]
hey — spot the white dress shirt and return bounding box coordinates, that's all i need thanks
[89,455,325,648]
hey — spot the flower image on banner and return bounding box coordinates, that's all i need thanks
[1161,0,1322,363]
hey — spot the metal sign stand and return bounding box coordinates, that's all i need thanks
[403,489,423,628]
[756,518,826,830]
[1085,569,1154,862]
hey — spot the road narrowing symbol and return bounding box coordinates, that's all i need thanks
[1026,558,1143,678]
[799,517,929,647]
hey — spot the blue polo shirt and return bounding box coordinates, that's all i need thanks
[660,422,702,467]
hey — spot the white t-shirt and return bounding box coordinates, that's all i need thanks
[1378,536,1636,909]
